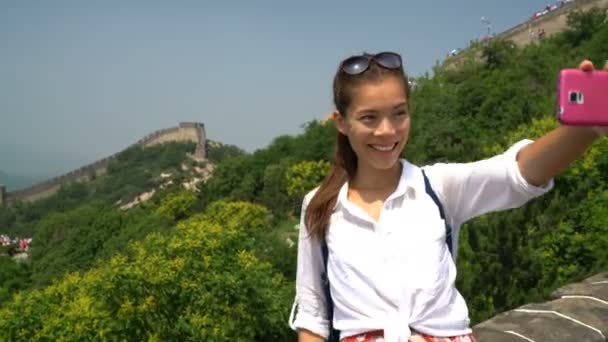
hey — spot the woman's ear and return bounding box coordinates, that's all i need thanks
[332,110,347,135]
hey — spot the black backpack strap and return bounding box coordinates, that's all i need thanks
[321,237,340,342]
[421,169,454,256]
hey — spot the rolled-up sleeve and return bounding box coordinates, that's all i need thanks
[423,139,554,226]
[289,190,330,339]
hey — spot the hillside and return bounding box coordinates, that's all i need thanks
[0,138,246,238]
[0,139,253,294]
[1,122,207,206]
[0,7,607,342]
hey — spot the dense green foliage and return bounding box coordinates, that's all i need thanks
[286,160,331,198]
[29,202,175,288]
[0,7,607,340]
[408,7,608,323]
[205,139,247,164]
[0,202,294,341]
[198,122,335,216]
[0,142,201,298]
[0,257,30,305]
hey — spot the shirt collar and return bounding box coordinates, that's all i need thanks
[390,159,422,201]
[336,159,421,209]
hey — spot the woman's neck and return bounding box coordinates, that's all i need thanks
[351,160,402,192]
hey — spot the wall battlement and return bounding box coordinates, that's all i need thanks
[3,122,206,206]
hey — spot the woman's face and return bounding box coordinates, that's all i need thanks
[334,77,410,171]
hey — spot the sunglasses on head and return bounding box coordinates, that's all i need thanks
[339,51,403,75]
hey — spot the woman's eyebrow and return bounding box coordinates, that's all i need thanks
[393,102,408,109]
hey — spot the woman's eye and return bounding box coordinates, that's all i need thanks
[360,115,375,121]
[395,110,408,116]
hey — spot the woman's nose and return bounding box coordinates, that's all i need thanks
[375,117,396,136]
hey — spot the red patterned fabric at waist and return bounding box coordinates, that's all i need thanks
[341,330,477,342]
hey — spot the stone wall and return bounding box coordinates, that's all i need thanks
[500,0,608,46]
[473,272,608,341]
[444,0,608,69]
[3,122,206,205]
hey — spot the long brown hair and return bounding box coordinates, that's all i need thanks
[304,53,409,241]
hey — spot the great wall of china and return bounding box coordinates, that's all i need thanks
[0,122,206,206]
[3,0,608,208]
[1,3,607,336]
[444,0,608,69]
[498,0,608,45]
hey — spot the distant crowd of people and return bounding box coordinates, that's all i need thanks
[0,234,32,257]
[531,0,573,20]
[528,0,578,41]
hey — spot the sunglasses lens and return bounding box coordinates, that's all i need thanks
[342,56,370,75]
[376,52,402,69]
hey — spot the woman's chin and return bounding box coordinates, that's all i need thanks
[364,156,401,171]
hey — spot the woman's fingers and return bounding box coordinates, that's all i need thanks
[579,59,594,71]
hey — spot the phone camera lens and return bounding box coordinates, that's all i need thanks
[568,91,584,104]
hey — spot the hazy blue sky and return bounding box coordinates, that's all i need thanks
[1,0,555,175]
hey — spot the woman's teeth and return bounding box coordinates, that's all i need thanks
[371,143,396,151]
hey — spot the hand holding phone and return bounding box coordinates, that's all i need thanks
[557,67,608,126]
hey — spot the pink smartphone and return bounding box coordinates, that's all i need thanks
[557,68,608,126]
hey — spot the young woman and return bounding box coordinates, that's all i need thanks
[289,52,605,342]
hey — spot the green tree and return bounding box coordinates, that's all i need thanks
[202,200,297,279]
[0,201,295,341]
[30,203,126,286]
[259,160,294,217]
[154,190,197,222]
[206,140,247,164]
[286,160,331,198]
[560,7,607,47]
[0,257,31,305]
[482,39,517,70]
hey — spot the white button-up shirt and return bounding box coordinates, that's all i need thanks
[289,139,553,342]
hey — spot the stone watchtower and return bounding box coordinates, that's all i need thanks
[0,185,6,207]
[175,122,207,161]
[192,122,207,161]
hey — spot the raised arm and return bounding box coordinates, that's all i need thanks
[424,60,605,227]
[518,60,607,186]
[516,125,600,187]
